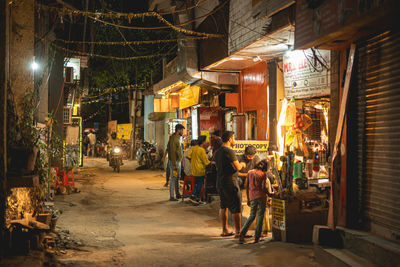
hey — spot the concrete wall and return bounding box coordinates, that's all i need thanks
[228,0,266,54]
[10,0,34,115]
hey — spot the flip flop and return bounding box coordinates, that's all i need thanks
[220,232,234,237]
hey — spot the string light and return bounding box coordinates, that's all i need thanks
[51,43,176,60]
[37,3,223,38]
[54,35,219,46]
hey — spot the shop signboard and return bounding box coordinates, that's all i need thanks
[232,140,269,155]
[283,49,330,99]
[272,199,286,230]
[179,85,200,109]
[117,123,132,140]
[200,130,210,143]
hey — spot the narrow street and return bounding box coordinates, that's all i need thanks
[54,158,321,267]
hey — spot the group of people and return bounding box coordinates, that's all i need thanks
[164,124,275,244]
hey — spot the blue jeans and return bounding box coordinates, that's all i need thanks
[168,161,181,198]
[240,198,267,239]
[192,176,205,199]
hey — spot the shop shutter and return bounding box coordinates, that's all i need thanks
[353,30,400,242]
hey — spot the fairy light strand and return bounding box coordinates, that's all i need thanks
[36,3,223,38]
[52,43,176,60]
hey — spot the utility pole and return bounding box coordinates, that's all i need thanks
[108,92,112,122]
[0,0,9,256]
[82,0,89,53]
[131,66,137,160]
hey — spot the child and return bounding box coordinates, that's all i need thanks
[187,136,209,203]
[239,159,273,244]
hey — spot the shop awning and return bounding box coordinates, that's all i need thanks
[203,24,294,72]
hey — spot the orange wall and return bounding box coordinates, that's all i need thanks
[240,61,269,140]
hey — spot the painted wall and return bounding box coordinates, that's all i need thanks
[144,95,155,143]
[240,61,269,140]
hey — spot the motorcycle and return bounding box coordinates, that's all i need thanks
[136,141,157,169]
[109,146,123,172]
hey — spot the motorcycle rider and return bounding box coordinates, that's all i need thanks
[107,132,121,160]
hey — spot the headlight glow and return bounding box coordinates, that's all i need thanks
[114,148,120,153]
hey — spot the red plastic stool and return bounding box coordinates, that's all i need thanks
[182,176,205,201]
[52,167,75,188]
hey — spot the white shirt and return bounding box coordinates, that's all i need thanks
[183,148,192,177]
[88,133,96,145]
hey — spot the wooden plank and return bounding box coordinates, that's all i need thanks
[328,44,356,230]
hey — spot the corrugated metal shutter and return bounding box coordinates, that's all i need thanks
[354,30,400,242]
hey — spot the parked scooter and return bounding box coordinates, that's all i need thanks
[136,141,157,169]
[109,146,123,172]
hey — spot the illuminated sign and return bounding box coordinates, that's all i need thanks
[283,49,330,99]
[65,57,81,80]
[232,140,269,155]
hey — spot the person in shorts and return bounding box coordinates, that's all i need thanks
[215,131,246,237]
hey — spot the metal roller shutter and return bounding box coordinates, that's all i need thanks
[353,30,400,242]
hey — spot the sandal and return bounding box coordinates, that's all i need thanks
[254,238,264,243]
[235,234,252,238]
[220,232,234,237]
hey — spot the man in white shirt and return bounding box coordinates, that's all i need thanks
[87,131,97,157]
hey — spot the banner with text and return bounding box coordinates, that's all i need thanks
[232,140,269,155]
[283,49,330,99]
[117,124,132,140]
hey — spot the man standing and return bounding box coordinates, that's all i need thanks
[237,145,260,188]
[168,124,185,201]
[215,131,246,237]
[87,130,97,157]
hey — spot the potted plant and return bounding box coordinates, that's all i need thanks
[7,90,42,176]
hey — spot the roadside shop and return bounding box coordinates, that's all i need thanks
[270,48,332,242]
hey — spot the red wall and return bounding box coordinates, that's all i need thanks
[198,107,223,134]
[240,61,269,140]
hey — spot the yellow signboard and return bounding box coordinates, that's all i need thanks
[179,85,200,109]
[117,124,132,140]
[232,140,269,155]
[200,130,210,143]
[272,198,286,230]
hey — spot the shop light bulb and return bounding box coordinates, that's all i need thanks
[31,61,39,71]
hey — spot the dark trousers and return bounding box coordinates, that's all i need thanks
[240,198,267,239]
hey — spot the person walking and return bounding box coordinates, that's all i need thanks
[167,124,185,201]
[87,130,97,157]
[187,136,210,204]
[215,131,246,237]
[239,160,273,244]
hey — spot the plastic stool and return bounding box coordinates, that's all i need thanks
[52,167,75,188]
[182,176,205,201]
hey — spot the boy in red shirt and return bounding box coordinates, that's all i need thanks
[239,160,273,244]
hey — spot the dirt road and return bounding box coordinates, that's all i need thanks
[54,158,321,266]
